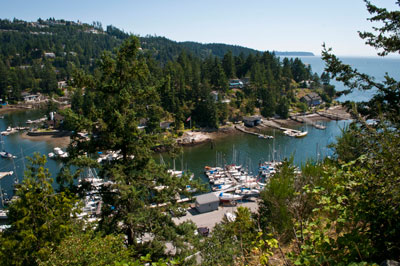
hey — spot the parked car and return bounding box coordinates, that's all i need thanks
[197,227,209,237]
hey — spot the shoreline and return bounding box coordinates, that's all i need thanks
[20,132,70,147]
[178,105,351,146]
[13,105,351,149]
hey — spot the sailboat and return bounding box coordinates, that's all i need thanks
[0,135,16,159]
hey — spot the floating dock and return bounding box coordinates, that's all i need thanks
[290,115,326,130]
[234,125,273,139]
[317,111,351,120]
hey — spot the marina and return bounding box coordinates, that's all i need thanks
[0,109,351,209]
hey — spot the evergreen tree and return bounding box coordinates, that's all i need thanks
[0,154,77,266]
[62,37,200,261]
[222,50,235,78]
[276,96,289,119]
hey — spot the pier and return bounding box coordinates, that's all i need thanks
[290,115,326,130]
[317,111,351,120]
[234,125,273,139]
[261,119,306,136]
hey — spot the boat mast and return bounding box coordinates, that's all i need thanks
[20,147,26,171]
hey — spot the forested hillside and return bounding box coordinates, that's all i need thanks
[0,18,314,102]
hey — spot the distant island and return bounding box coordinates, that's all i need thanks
[273,51,315,56]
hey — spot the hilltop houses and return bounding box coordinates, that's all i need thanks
[229,79,244,89]
[300,92,322,107]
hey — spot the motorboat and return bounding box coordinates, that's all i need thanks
[218,192,243,202]
[0,209,8,220]
[49,147,68,159]
[295,131,308,138]
[0,151,16,159]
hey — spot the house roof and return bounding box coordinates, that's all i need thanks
[308,92,321,100]
[160,121,173,129]
[243,116,262,122]
[301,92,321,102]
[196,193,219,205]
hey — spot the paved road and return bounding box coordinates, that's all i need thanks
[173,199,259,230]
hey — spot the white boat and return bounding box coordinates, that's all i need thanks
[212,184,233,191]
[237,188,260,197]
[213,178,234,186]
[284,129,308,138]
[258,135,273,139]
[218,192,243,202]
[49,147,68,159]
[225,212,237,222]
[295,131,308,138]
[0,209,8,220]
[0,171,13,179]
[0,151,16,159]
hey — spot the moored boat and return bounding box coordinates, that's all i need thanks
[218,192,243,202]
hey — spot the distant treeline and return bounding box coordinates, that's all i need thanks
[0,18,314,102]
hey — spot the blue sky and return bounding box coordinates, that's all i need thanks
[1,0,399,56]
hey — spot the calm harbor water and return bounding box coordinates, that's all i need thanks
[163,120,348,185]
[0,109,64,197]
[0,56,399,196]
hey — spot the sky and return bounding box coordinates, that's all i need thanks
[1,0,399,57]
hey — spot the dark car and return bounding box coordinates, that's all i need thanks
[197,227,209,237]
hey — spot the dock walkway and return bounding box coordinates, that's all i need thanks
[290,115,326,130]
[234,125,273,139]
[261,119,304,134]
[317,111,351,120]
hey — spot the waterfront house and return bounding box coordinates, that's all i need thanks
[46,112,64,129]
[300,92,322,107]
[243,116,262,127]
[22,92,40,102]
[195,193,219,213]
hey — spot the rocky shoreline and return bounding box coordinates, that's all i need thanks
[177,105,351,146]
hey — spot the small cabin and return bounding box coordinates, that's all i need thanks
[195,193,219,213]
[243,116,262,127]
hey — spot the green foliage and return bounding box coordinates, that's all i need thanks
[297,101,308,113]
[259,159,328,244]
[0,153,77,266]
[62,36,202,262]
[200,207,260,266]
[259,161,297,241]
[276,96,289,119]
[291,127,400,264]
[39,231,132,266]
[286,2,400,264]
